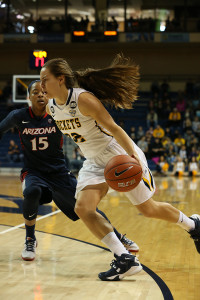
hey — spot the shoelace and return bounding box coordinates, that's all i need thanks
[121,234,133,246]
[110,259,119,270]
[25,239,35,252]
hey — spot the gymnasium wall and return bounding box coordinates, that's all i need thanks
[1,42,200,81]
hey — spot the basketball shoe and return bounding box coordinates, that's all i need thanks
[98,253,142,281]
[120,234,139,252]
[21,237,37,261]
[189,214,200,254]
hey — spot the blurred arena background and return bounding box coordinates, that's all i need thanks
[0,0,200,176]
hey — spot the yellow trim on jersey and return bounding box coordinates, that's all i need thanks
[142,177,152,191]
[95,121,113,137]
[142,169,154,191]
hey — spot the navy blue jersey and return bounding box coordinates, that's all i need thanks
[0,107,67,173]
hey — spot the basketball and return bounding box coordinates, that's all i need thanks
[104,155,142,192]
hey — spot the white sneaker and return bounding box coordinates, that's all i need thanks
[21,237,37,261]
[121,234,139,252]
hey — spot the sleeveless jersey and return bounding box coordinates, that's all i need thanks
[0,107,66,173]
[48,88,113,159]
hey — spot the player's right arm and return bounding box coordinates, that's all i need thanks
[0,110,20,139]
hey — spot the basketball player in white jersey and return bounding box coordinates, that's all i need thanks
[40,55,200,281]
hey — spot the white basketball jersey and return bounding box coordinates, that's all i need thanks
[176,161,184,171]
[48,88,113,159]
[189,162,198,171]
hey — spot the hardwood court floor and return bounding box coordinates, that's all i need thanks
[0,174,200,300]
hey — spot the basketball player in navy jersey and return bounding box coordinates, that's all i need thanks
[0,80,139,261]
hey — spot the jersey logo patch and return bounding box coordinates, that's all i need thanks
[22,121,29,124]
[69,109,76,117]
[50,106,55,116]
[70,101,77,109]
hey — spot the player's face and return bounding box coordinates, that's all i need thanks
[40,67,62,99]
[29,82,48,109]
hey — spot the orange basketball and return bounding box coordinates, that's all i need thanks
[104,155,142,192]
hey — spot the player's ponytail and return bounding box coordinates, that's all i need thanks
[74,54,140,109]
[43,54,140,109]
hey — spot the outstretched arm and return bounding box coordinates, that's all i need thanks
[0,110,18,139]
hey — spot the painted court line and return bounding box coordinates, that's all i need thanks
[0,209,61,235]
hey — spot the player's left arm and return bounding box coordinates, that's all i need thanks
[78,93,141,162]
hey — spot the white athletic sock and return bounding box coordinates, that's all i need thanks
[176,211,195,232]
[101,232,129,256]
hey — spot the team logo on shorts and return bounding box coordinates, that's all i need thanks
[69,109,76,117]
[70,101,77,109]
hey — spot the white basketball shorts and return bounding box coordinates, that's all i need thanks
[75,138,156,205]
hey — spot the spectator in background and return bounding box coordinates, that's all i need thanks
[162,98,172,120]
[165,127,172,138]
[188,157,199,177]
[179,145,187,163]
[174,134,186,149]
[173,156,185,176]
[7,140,22,163]
[130,126,136,141]
[168,107,181,127]
[137,126,144,140]
[156,100,164,118]
[153,124,165,139]
[192,116,200,133]
[146,110,158,128]
[185,108,193,119]
[166,143,177,167]
[137,136,148,154]
[190,136,199,149]
[188,146,198,160]
[183,117,192,131]
[146,126,154,137]
[155,155,169,176]
[172,129,180,141]
[148,99,155,111]
[184,129,193,147]
[151,138,165,158]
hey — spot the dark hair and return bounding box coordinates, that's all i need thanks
[42,54,140,109]
[28,80,40,94]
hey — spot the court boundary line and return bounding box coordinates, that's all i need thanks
[0,224,174,300]
[0,209,61,235]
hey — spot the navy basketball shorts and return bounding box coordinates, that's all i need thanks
[21,168,79,221]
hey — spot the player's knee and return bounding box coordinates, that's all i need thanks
[75,203,95,219]
[24,185,42,202]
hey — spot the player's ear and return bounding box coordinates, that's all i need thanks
[58,75,65,86]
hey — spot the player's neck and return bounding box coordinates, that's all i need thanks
[31,106,46,117]
[55,88,68,105]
